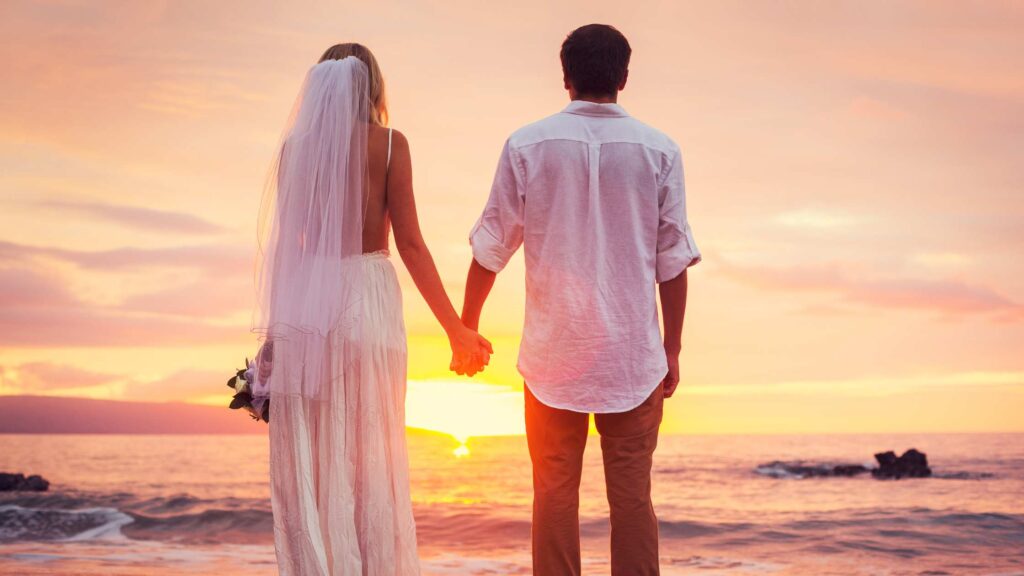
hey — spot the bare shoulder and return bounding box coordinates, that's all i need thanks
[388,127,410,154]
[368,125,410,166]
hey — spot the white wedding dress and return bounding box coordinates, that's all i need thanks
[253,58,420,575]
[269,250,418,575]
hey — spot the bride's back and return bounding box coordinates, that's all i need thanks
[363,123,392,253]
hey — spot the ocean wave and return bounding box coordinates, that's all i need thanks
[1,493,523,547]
[126,507,274,544]
[754,460,873,479]
[0,492,273,545]
[2,490,1022,555]
[0,492,753,547]
[0,504,132,542]
[689,509,1024,563]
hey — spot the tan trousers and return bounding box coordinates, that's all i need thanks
[525,384,663,576]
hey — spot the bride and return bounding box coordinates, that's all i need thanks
[253,43,492,575]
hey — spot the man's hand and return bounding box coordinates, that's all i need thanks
[662,350,680,398]
[659,269,688,399]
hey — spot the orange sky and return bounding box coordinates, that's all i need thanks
[1,1,1022,435]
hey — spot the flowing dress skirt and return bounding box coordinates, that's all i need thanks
[269,251,419,575]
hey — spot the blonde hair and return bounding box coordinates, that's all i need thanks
[319,43,388,126]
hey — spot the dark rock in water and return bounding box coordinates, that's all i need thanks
[757,449,936,481]
[0,472,50,491]
[872,449,932,479]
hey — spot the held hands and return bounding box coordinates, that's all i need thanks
[448,324,493,377]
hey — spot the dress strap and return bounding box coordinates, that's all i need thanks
[386,128,393,171]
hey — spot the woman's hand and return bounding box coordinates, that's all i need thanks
[448,325,493,377]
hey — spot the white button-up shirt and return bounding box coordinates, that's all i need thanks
[470,100,700,413]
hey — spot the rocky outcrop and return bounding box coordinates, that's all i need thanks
[0,472,50,491]
[756,448,934,480]
[872,449,932,479]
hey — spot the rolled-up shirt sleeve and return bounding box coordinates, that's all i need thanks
[469,140,525,273]
[656,146,701,283]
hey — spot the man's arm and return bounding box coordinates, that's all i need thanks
[461,259,497,332]
[455,139,523,375]
[462,259,497,330]
[659,269,688,398]
[655,143,699,398]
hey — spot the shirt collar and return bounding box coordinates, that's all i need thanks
[561,100,629,118]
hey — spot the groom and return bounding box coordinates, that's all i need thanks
[456,24,700,575]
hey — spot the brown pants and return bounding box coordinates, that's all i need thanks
[525,384,663,576]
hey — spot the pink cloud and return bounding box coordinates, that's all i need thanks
[1,362,116,392]
[719,260,1023,319]
[0,239,254,346]
[850,278,1018,315]
[0,303,244,347]
[0,266,245,347]
[38,200,225,234]
[1,362,225,401]
[121,369,227,402]
[0,266,78,307]
[120,277,252,317]
[0,240,251,275]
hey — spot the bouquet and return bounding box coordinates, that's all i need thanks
[226,341,273,423]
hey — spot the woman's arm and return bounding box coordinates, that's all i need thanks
[387,130,492,374]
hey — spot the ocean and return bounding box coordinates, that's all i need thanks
[0,432,1022,575]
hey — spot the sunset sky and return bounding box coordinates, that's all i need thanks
[1,1,1022,436]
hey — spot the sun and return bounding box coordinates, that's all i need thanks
[404,379,525,441]
[453,443,470,458]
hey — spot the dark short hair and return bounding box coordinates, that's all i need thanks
[560,24,631,97]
